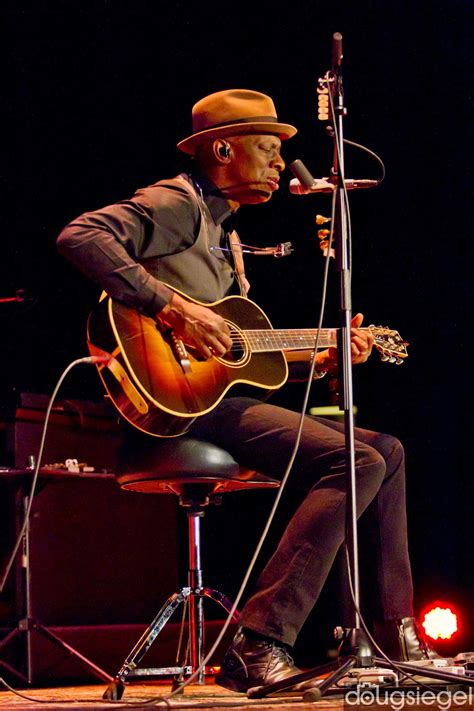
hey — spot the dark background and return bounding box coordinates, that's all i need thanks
[2,0,473,658]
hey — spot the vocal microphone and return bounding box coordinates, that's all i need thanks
[289,159,378,195]
[331,31,343,71]
[289,177,379,195]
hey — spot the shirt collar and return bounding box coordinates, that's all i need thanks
[186,172,234,226]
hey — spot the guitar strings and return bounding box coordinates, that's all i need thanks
[222,326,402,355]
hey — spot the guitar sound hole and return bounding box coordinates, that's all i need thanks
[219,325,249,366]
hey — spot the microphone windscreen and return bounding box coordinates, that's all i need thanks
[332,32,343,69]
[289,159,315,190]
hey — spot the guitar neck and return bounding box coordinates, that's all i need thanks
[243,328,338,353]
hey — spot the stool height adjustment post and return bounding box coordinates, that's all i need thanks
[188,509,204,682]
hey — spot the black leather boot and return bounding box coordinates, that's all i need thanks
[215,628,316,693]
[373,617,441,661]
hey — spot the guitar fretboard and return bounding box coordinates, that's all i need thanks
[237,329,338,352]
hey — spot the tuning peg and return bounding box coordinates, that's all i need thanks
[316,215,331,225]
[380,353,389,362]
[319,240,333,252]
[395,358,404,365]
[319,241,335,259]
[318,229,331,239]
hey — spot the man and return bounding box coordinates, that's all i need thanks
[57,89,434,692]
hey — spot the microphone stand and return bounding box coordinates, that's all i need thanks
[292,28,377,684]
[247,33,474,701]
[246,35,374,699]
[328,32,370,658]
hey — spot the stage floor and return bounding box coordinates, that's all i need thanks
[1,679,474,711]
[1,681,338,710]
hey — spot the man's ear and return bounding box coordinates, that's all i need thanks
[214,139,232,162]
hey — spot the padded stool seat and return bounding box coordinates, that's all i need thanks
[117,438,280,495]
[104,437,279,701]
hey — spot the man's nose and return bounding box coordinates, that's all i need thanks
[272,152,285,172]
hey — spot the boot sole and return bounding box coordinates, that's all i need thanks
[214,673,249,693]
[215,672,307,696]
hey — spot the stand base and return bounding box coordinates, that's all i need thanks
[247,628,473,700]
[0,618,112,685]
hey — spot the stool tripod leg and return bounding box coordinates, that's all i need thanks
[202,588,239,621]
[103,588,191,700]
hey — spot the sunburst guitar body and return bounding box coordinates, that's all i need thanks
[87,288,408,437]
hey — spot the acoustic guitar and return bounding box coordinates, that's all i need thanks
[87,288,408,437]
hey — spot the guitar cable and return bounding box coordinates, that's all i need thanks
[0,356,110,595]
[0,241,335,708]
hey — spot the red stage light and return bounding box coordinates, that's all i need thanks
[421,604,459,640]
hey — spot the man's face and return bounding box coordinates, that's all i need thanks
[221,134,285,206]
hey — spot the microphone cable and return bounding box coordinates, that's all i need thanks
[155,188,340,705]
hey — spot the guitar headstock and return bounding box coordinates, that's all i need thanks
[369,325,409,364]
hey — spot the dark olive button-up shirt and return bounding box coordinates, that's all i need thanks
[57,173,236,314]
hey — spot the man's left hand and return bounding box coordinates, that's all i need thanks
[348,312,374,365]
[316,313,374,373]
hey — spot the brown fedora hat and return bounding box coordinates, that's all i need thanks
[177,89,297,155]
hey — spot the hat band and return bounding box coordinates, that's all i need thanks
[194,114,279,133]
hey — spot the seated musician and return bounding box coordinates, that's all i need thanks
[57,88,436,693]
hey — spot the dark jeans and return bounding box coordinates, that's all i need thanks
[191,396,414,647]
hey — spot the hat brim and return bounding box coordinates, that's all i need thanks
[177,121,297,155]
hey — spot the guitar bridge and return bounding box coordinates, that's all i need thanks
[170,332,192,374]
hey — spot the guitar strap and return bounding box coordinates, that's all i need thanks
[229,230,250,298]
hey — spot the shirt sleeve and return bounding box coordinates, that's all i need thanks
[57,179,200,314]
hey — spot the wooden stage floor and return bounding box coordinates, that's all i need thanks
[0,680,339,710]
[1,678,473,711]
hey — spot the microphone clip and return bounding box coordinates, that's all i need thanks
[274,242,293,258]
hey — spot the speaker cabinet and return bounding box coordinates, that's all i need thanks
[0,394,179,683]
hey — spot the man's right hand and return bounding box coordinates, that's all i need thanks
[157,292,232,359]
